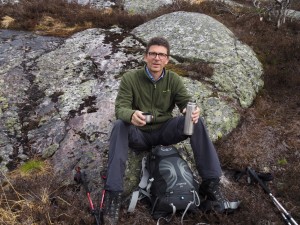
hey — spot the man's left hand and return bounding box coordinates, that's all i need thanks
[182,106,200,124]
[192,106,200,124]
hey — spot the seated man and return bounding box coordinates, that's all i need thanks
[104,37,226,224]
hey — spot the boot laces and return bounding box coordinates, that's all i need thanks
[211,185,226,202]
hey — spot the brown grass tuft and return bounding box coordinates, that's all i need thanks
[34,15,92,37]
[1,15,15,28]
[0,160,93,225]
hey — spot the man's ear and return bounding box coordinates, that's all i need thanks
[164,57,169,65]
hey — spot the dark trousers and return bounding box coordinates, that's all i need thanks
[105,116,222,192]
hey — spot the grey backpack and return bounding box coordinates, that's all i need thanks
[128,145,200,224]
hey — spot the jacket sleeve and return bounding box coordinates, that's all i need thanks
[115,74,135,123]
[173,74,191,112]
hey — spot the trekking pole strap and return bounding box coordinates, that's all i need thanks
[247,167,271,193]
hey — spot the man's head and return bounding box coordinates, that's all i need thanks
[144,37,170,78]
[145,37,170,56]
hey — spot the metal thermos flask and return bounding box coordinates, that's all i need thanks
[184,101,196,136]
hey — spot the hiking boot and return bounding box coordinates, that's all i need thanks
[198,178,228,213]
[103,191,122,225]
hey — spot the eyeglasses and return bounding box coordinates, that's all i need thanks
[147,52,169,59]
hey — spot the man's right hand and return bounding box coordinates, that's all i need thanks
[131,110,146,127]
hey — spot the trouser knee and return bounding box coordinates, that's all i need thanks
[113,119,128,129]
[110,119,130,136]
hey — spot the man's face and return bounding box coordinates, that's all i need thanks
[144,45,169,76]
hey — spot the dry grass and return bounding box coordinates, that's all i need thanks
[0,0,145,36]
[1,167,42,224]
[34,15,92,37]
[234,0,300,11]
[1,15,15,28]
[0,160,93,225]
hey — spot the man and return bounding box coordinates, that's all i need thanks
[104,37,227,224]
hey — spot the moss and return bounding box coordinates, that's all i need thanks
[42,144,59,159]
[0,96,9,115]
[165,63,187,76]
[124,149,146,196]
[278,158,288,166]
[4,117,20,135]
[166,61,214,82]
[19,159,45,174]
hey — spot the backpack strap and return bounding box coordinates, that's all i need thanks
[181,201,193,224]
[180,190,200,225]
[156,190,201,225]
[128,157,152,213]
[127,190,140,213]
[193,189,201,207]
[156,203,176,225]
[138,157,149,189]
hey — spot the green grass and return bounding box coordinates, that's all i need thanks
[19,159,45,174]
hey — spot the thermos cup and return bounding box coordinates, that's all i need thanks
[184,101,196,135]
[142,112,152,124]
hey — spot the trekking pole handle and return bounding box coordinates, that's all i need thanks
[247,167,271,193]
[75,167,90,193]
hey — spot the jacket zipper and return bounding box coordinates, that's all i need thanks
[151,82,157,131]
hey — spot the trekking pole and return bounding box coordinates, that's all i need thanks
[99,170,107,224]
[246,167,298,225]
[74,167,101,225]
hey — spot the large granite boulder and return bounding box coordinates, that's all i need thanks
[132,11,263,140]
[0,11,263,195]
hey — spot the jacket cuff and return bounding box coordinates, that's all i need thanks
[119,109,135,123]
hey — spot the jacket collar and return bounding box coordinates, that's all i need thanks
[145,66,165,83]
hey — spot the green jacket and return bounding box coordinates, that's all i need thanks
[115,67,191,131]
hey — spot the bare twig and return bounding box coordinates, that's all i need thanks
[252,0,292,27]
[0,170,25,201]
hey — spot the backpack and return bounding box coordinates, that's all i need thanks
[128,145,200,224]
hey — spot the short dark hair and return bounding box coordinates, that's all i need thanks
[145,37,170,55]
